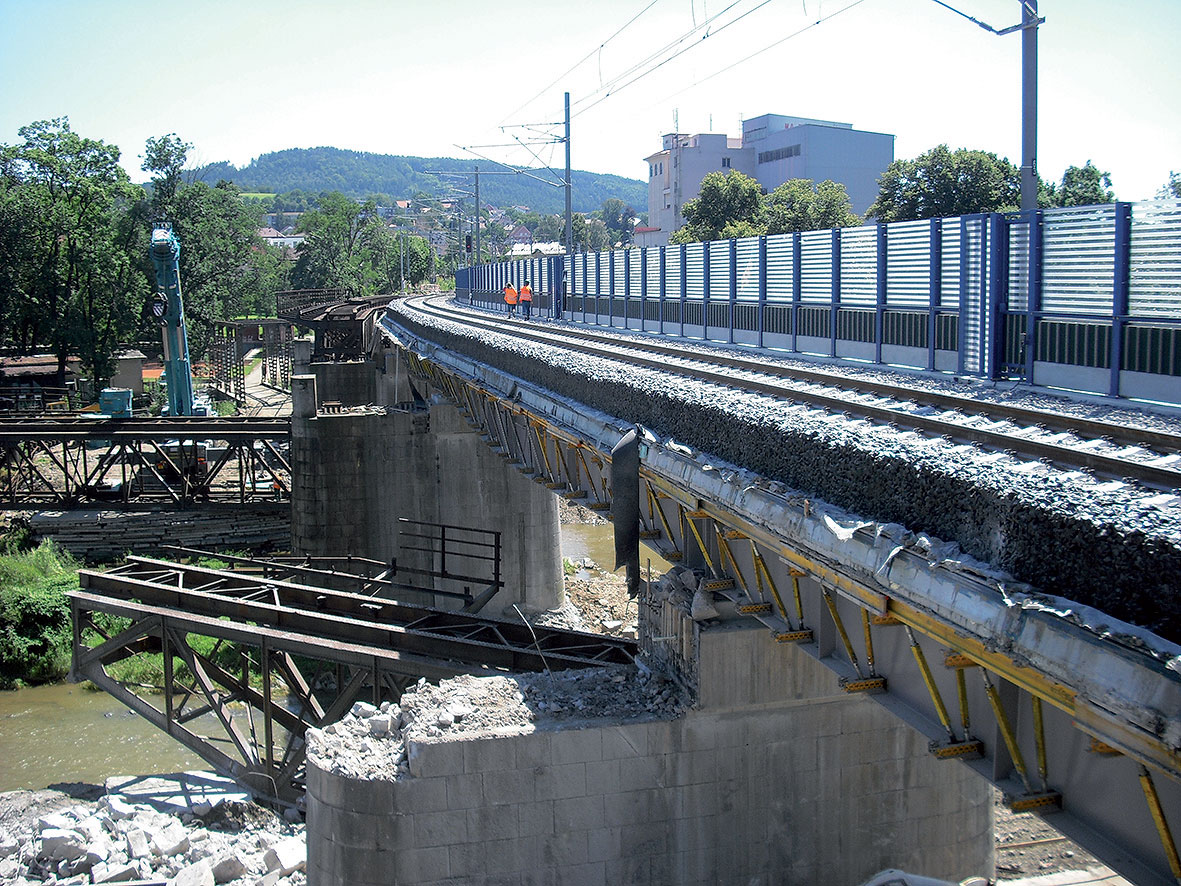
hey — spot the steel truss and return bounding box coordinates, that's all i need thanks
[0,417,291,508]
[396,339,1181,885]
[69,554,636,803]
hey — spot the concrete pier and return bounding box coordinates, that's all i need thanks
[306,619,992,885]
[290,372,562,614]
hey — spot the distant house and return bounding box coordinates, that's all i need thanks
[258,227,305,255]
[110,350,146,395]
[509,241,564,258]
[509,225,533,246]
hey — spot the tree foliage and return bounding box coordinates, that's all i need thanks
[671,171,764,244]
[0,118,289,389]
[1045,161,1114,208]
[765,179,860,235]
[1160,172,1181,200]
[293,192,432,294]
[668,172,859,243]
[866,145,1022,222]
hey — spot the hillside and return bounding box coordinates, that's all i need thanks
[195,147,646,215]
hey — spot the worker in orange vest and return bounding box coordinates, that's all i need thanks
[519,280,533,320]
[503,283,518,316]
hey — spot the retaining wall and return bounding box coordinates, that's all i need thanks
[306,623,993,885]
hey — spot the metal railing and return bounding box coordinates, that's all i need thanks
[458,200,1181,404]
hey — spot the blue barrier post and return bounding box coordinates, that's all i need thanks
[702,244,711,341]
[679,243,688,339]
[875,224,887,365]
[608,251,616,328]
[928,218,942,372]
[791,233,802,353]
[1110,201,1132,397]
[1025,209,1044,382]
[757,235,767,350]
[729,238,738,345]
[640,249,647,331]
[830,228,841,358]
[987,213,1007,381]
[659,246,667,335]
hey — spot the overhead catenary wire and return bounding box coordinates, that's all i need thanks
[499,0,663,125]
[658,0,869,104]
[570,0,777,120]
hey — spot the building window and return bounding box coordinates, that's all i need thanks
[757,144,801,164]
[722,157,731,168]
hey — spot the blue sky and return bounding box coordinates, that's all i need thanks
[2,0,1178,201]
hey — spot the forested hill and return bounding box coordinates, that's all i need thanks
[195,147,646,215]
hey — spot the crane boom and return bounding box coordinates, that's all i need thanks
[149,223,197,416]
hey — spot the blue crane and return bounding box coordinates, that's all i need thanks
[148,223,199,416]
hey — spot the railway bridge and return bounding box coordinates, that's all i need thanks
[324,290,1180,886]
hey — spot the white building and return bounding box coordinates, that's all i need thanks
[641,113,894,246]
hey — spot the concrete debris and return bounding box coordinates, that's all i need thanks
[307,667,688,782]
[0,775,305,886]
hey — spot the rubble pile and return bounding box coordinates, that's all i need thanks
[308,667,688,781]
[0,786,304,886]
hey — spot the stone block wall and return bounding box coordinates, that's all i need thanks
[306,625,992,885]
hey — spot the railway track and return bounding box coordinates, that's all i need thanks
[399,295,1181,492]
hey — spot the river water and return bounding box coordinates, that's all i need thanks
[0,523,639,793]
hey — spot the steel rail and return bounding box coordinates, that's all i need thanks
[402,297,1181,490]
[423,296,1181,452]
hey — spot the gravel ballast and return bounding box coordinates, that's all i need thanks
[387,302,1181,641]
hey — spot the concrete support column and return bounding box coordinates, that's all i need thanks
[292,374,317,419]
[293,339,313,374]
[291,401,561,614]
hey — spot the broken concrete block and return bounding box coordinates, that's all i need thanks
[102,795,139,820]
[38,828,88,860]
[254,870,282,886]
[262,837,305,876]
[150,821,189,857]
[0,832,18,857]
[368,714,394,735]
[171,858,214,886]
[351,701,378,718]
[37,813,73,834]
[211,852,247,883]
[125,828,152,859]
[90,860,139,882]
[0,857,19,879]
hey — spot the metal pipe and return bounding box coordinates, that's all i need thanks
[1138,764,1181,881]
[1032,695,1049,791]
[822,589,863,679]
[982,669,1034,794]
[861,608,877,677]
[956,667,972,739]
[906,626,956,742]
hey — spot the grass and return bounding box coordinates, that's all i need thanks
[0,532,79,689]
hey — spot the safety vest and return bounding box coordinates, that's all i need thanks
[504,286,518,305]
[519,284,533,302]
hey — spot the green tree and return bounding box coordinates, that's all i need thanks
[166,179,281,355]
[1159,172,1181,200]
[1052,161,1114,207]
[866,145,1021,222]
[142,133,193,217]
[670,171,765,244]
[765,179,860,234]
[293,192,375,293]
[598,197,637,246]
[0,118,144,387]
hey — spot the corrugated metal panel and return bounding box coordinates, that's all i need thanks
[666,248,683,303]
[961,217,987,376]
[800,230,832,302]
[839,225,877,306]
[598,252,611,295]
[1042,204,1116,315]
[766,234,793,302]
[940,217,962,312]
[708,240,730,303]
[645,247,661,298]
[613,250,627,297]
[1008,221,1030,312]
[736,237,759,302]
[1130,199,1181,318]
[886,219,931,307]
[685,243,705,300]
